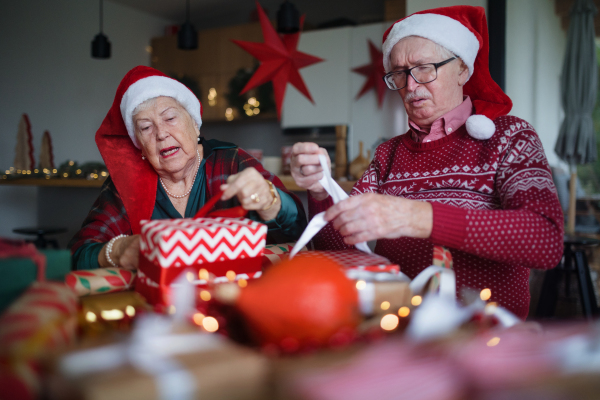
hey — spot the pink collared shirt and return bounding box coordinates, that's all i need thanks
[409,96,473,143]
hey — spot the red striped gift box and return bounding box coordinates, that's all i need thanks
[137,217,267,306]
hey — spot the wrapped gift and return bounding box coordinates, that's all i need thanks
[0,281,78,360]
[137,217,267,306]
[308,250,399,272]
[0,238,71,312]
[290,340,466,400]
[0,281,78,400]
[262,242,308,266]
[51,315,270,400]
[65,268,137,297]
[79,291,150,337]
[307,250,402,282]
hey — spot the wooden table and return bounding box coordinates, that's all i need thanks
[0,178,106,188]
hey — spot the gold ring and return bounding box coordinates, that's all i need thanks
[250,193,260,203]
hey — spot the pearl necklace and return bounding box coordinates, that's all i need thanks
[159,149,201,199]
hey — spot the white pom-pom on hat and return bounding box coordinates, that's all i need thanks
[465,114,495,140]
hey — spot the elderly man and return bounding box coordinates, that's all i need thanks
[291,6,564,319]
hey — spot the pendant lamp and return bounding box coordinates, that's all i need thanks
[277,0,300,34]
[91,0,111,59]
[178,0,198,50]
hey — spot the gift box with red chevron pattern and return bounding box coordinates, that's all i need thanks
[136,217,267,306]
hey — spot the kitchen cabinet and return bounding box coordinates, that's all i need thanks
[150,23,275,122]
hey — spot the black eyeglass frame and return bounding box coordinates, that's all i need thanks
[382,57,458,90]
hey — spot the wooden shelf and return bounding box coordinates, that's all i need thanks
[277,175,356,193]
[0,176,357,193]
[0,178,106,188]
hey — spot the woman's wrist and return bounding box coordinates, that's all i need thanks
[262,180,279,211]
[257,180,281,221]
[103,234,128,268]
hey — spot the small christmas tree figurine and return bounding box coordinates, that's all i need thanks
[13,114,35,171]
[39,130,55,170]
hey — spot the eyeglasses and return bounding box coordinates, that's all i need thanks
[382,57,457,90]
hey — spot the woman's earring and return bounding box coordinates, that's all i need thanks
[142,154,145,160]
[197,136,202,144]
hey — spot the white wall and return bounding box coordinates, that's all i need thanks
[281,23,408,162]
[348,24,407,161]
[0,0,173,239]
[282,27,353,128]
[506,0,566,168]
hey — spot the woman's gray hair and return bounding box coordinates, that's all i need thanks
[132,96,190,126]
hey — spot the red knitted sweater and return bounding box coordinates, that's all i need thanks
[310,115,564,319]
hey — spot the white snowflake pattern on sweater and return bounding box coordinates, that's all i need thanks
[309,115,564,319]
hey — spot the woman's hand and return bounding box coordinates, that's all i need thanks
[220,167,281,221]
[324,193,433,244]
[99,235,140,270]
[290,142,330,201]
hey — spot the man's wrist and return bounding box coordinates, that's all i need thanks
[410,201,433,238]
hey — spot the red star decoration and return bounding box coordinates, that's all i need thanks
[352,40,387,108]
[232,2,324,119]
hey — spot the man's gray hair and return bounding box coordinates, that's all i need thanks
[397,36,464,66]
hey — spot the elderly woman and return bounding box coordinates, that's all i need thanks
[69,66,306,270]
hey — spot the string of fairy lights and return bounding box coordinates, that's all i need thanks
[3,160,108,180]
[80,262,499,342]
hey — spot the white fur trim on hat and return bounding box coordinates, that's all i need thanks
[465,114,495,140]
[382,13,480,80]
[120,75,202,149]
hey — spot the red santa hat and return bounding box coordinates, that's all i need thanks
[95,66,203,234]
[382,6,512,140]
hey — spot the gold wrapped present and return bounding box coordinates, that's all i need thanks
[79,291,150,337]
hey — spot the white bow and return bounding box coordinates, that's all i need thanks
[60,271,220,400]
[406,266,520,341]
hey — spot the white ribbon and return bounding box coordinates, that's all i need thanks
[60,270,220,400]
[483,302,521,328]
[408,265,456,299]
[290,154,372,258]
[406,266,519,341]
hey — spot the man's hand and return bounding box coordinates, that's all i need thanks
[324,193,433,244]
[290,142,330,201]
